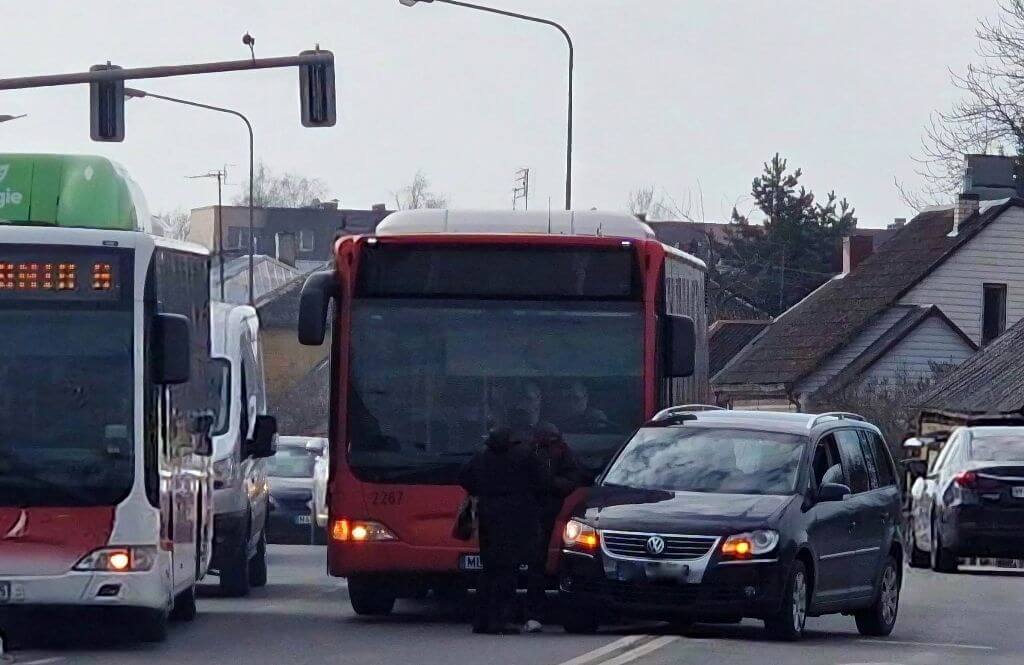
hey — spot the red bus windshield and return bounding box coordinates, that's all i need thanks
[347,298,644,484]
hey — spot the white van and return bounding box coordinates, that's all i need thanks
[210,302,276,596]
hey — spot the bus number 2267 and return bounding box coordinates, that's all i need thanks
[369,491,404,506]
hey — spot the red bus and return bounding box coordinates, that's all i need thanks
[298,210,707,615]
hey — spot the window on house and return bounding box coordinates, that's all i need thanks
[983,283,1007,344]
[224,226,245,250]
[299,230,315,252]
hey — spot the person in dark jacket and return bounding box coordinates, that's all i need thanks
[524,423,588,632]
[459,427,548,634]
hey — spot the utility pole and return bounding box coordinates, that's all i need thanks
[188,168,228,300]
[513,168,530,210]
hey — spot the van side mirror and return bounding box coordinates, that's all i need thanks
[663,314,696,377]
[298,270,338,346]
[817,482,850,503]
[153,313,191,385]
[210,358,232,437]
[247,415,278,459]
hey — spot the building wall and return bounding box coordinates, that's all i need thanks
[900,206,1024,344]
[262,326,329,421]
[795,307,909,398]
[857,315,975,384]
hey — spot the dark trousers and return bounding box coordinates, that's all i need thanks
[526,516,556,621]
[476,525,518,630]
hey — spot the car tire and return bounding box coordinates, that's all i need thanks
[908,523,929,569]
[220,531,252,597]
[169,583,198,622]
[249,529,268,588]
[764,560,808,641]
[348,577,396,616]
[930,516,958,573]
[136,610,169,643]
[855,556,900,636]
[561,610,600,634]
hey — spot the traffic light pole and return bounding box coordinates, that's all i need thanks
[0,52,333,91]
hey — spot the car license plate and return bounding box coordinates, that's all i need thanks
[459,554,483,571]
[1012,486,1024,499]
[0,582,9,604]
[607,560,688,583]
[295,514,312,525]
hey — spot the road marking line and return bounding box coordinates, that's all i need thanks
[15,658,66,665]
[556,635,651,665]
[600,636,679,665]
[860,639,994,651]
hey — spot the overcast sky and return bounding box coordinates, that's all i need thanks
[3,1,998,227]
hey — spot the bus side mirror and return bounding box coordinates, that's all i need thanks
[247,415,278,459]
[153,313,192,385]
[298,270,338,346]
[663,314,696,377]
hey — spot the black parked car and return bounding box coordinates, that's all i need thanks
[559,408,904,640]
[907,426,1024,572]
[267,437,325,544]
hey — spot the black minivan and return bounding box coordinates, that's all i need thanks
[559,408,904,640]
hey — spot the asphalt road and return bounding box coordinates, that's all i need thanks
[6,547,1024,665]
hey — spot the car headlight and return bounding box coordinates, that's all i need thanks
[721,530,779,559]
[563,519,599,551]
[212,456,240,488]
[330,519,397,542]
[73,546,158,572]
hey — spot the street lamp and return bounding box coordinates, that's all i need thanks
[125,88,257,306]
[400,0,574,211]
[0,114,27,123]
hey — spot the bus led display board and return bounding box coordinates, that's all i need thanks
[0,247,124,301]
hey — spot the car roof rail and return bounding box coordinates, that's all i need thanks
[808,412,867,429]
[652,404,726,421]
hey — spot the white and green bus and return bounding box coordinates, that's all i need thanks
[0,154,265,641]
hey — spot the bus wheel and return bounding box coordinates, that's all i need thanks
[249,529,268,588]
[170,583,197,622]
[348,577,396,616]
[136,610,169,643]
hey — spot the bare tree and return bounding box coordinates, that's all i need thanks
[908,1,1024,206]
[626,183,707,222]
[393,170,448,210]
[233,160,329,208]
[153,209,190,240]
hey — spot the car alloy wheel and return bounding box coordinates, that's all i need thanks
[879,565,898,627]
[791,570,807,633]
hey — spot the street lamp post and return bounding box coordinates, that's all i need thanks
[400,0,574,210]
[125,88,257,306]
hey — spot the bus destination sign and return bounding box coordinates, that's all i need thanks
[0,250,122,301]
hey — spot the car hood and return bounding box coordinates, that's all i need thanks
[576,485,793,535]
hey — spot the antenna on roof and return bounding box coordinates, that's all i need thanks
[547,197,552,234]
[570,210,575,235]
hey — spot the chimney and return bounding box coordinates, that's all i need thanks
[888,217,906,230]
[951,193,980,236]
[319,199,339,211]
[371,203,387,212]
[842,235,874,274]
[275,231,296,267]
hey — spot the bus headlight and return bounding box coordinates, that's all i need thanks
[74,546,158,572]
[563,519,599,551]
[331,519,397,542]
[721,530,779,560]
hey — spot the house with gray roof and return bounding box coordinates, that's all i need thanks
[714,195,1024,410]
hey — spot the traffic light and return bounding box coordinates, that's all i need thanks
[90,64,124,142]
[298,50,336,128]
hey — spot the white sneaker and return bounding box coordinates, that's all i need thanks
[524,619,543,633]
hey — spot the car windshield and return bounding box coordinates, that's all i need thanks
[970,434,1024,462]
[602,426,805,495]
[0,306,134,506]
[348,298,644,484]
[267,446,318,479]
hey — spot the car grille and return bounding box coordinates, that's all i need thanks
[601,531,718,560]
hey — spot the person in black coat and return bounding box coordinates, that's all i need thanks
[459,427,548,634]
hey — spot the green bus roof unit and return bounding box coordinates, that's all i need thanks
[0,153,151,232]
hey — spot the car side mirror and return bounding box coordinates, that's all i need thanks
[247,415,278,459]
[298,270,338,346]
[817,482,850,503]
[663,313,696,377]
[901,458,928,480]
[153,313,191,385]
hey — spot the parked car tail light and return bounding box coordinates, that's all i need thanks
[330,519,396,542]
[563,519,599,551]
[73,546,158,572]
[721,530,779,560]
[955,471,978,489]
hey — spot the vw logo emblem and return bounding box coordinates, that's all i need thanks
[645,535,666,555]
